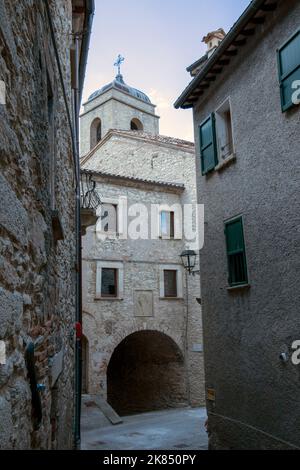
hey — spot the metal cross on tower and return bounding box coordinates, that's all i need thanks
[114,54,125,75]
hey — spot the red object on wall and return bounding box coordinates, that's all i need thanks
[75,322,82,339]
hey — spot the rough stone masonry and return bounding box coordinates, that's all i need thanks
[0,0,76,449]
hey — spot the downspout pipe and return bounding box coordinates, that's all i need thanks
[73,0,95,450]
[79,0,95,105]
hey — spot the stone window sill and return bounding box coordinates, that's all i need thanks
[227,284,251,292]
[94,296,124,301]
[159,297,184,301]
[215,153,236,172]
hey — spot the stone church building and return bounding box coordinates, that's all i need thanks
[80,68,205,414]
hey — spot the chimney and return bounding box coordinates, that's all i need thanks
[202,28,226,58]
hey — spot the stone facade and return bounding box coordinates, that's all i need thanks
[80,81,205,413]
[80,80,160,156]
[178,0,300,450]
[0,0,88,450]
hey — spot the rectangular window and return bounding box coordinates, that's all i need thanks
[278,30,300,111]
[163,270,177,298]
[199,113,218,175]
[98,203,118,233]
[225,217,248,287]
[160,211,175,239]
[101,268,118,297]
[215,99,234,160]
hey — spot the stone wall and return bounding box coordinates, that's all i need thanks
[192,0,300,449]
[81,134,205,410]
[80,88,160,156]
[0,0,76,449]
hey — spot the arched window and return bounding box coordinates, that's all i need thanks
[90,118,102,150]
[130,118,143,131]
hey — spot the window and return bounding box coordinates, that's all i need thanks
[97,203,118,233]
[90,118,101,149]
[278,30,300,112]
[164,270,177,298]
[130,118,143,131]
[160,211,175,239]
[96,261,124,299]
[199,100,235,174]
[101,268,118,297]
[96,121,101,142]
[199,114,218,175]
[215,99,234,161]
[159,265,183,299]
[225,217,248,287]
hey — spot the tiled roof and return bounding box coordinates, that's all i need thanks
[108,129,195,150]
[81,169,185,191]
[186,53,208,73]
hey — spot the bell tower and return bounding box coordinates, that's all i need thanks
[80,56,160,157]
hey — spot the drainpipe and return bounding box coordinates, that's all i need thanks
[184,270,191,406]
[73,0,95,450]
[73,32,82,450]
[44,0,94,450]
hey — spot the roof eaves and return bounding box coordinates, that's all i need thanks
[186,53,208,73]
[81,168,185,191]
[174,0,278,109]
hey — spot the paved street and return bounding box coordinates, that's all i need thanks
[81,406,208,451]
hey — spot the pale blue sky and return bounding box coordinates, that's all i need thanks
[83,0,250,141]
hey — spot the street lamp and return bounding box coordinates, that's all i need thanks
[180,250,197,275]
[180,250,201,305]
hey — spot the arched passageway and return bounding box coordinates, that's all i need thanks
[107,330,188,416]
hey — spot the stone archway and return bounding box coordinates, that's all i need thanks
[107,330,188,416]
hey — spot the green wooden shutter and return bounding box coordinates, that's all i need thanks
[225,217,248,286]
[199,113,218,175]
[277,30,300,112]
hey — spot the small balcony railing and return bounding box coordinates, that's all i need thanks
[80,170,101,210]
[80,170,101,234]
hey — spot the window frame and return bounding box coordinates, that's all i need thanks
[163,269,178,298]
[224,216,249,288]
[159,265,183,299]
[159,210,175,239]
[277,29,300,112]
[100,267,118,298]
[96,261,124,300]
[96,198,120,236]
[215,97,235,161]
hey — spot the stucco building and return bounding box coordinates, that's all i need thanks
[80,69,205,414]
[0,0,94,449]
[175,0,300,450]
